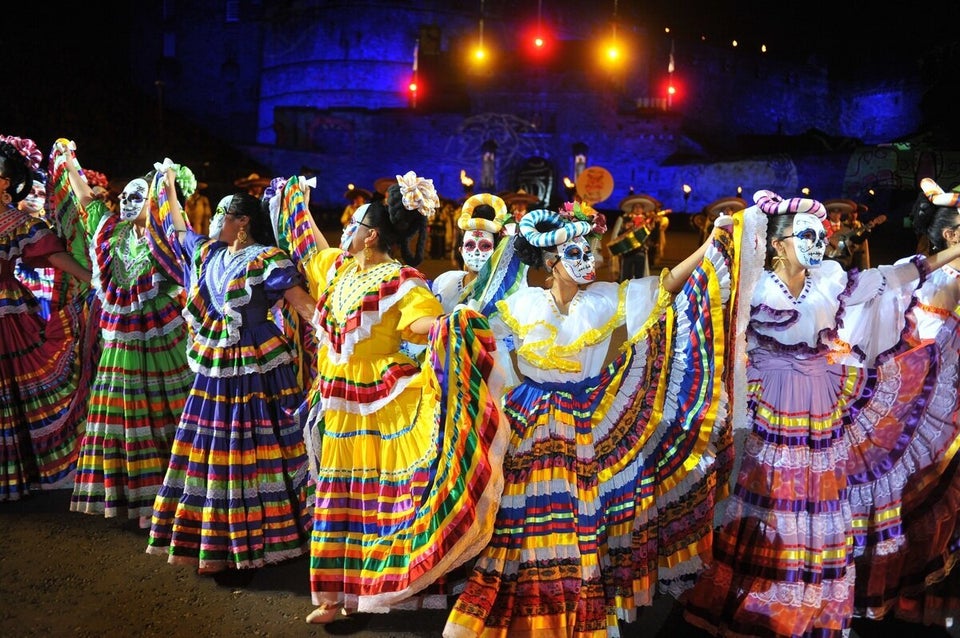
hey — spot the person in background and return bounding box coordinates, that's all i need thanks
[183,179,212,235]
[56,141,193,529]
[147,164,317,577]
[234,172,270,199]
[682,189,960,638]
[446,204,735,637]
[0,135,92,501]
[339,185,371,228]
[299,171,508,623]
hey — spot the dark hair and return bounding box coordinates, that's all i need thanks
[765,214,795,269]
[0,141,32,204]
[514,217,563,270]
[359,184,428,266]
[911,191,960,254]
[227,192,277,247]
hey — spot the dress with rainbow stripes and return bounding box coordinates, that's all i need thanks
[69,199,192,521]
[445,233,735,638]
[147,227,313,572]
[303,247,509,613]
[0,205,89,500]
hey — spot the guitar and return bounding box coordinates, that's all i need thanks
[825,214,887,269]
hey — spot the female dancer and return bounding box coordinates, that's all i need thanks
[445,204,735,637]
[57,142,193,528]
[431,192,526,386]
[0,136,91,501]
[147,165,317,574]
[300,171,508,622]
[683,189,960,637]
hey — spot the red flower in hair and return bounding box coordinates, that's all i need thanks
[84,170,109,189]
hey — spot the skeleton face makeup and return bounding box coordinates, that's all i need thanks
[554,236,595,284]
[783,213,827,269]
[340,203,371,252]
[460,230,495,272]
[20,180,45,215]
[208,196,232,240]
[119,178,148,222]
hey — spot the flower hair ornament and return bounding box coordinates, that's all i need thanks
[921,177,960,208]
[0,135,43,172]
[753,189,825,220]
[396,170,440,217]
[559,200,607,240]
[458,193,507,234]
[519,208,593,248]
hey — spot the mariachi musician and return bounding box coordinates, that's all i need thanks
[608,192,669,281]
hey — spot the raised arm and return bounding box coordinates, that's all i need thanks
[660,214,733,294]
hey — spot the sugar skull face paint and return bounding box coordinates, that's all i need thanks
[555,236,595,284]
[783,212,827,268]
[119,178,148,221]
[340,203,371,252]
[20,180,45,215]
[460,229,495,272]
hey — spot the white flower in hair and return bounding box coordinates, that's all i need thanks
[396,170,440,217]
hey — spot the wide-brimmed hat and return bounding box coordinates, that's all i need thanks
[703,196,746,216]
[822,198,858,216]
[373,176,395,195]
[618,193,661,215]
[234,172,271,188]
[500,189,541,208]
[343,186,372,200]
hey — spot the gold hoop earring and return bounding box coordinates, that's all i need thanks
[772,254,787,270]
[1,192,10,206]
[237,228,248,244]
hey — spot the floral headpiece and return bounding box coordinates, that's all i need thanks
[0,135,42,172]
[753,189,825,220]
[559,200,607,240]
[397,170,439,217]
[84,170,109,189]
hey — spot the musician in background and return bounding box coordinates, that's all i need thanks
[823,199,881,271]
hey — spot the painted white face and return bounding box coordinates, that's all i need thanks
[119,178,148,221]
[786,213,827,269]
[340,203,370,251]
[555,236,595,284]
[460,229,495,272]
[208,196,232,240]
[20,180,45,215]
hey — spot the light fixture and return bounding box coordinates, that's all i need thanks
[682,184,692,210]
[801,187,811,196]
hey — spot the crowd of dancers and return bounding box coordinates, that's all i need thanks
[4,132,960,638]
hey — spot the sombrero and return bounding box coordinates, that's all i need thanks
[618,193,661,215]
[234,172,271,188]
[343,186,373,200]
[822,198,858,216]
[374,176,395,195]
[703,196,746,215]
[501,189,541,208]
